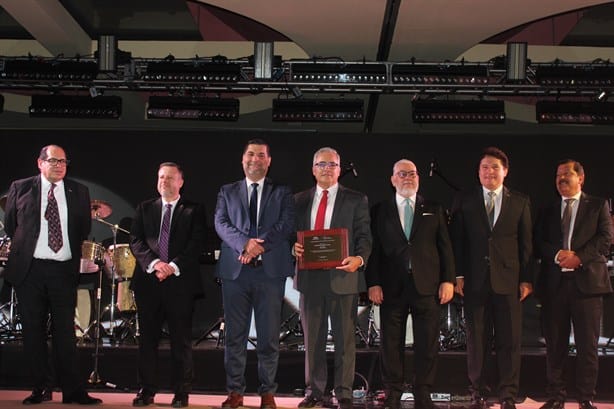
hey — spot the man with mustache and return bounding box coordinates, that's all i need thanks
[534,160,613,409]
[366,159,455,409]
[449,147,533,409]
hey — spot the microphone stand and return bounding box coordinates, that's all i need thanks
[429,160,460,192]
[87,216,129,387]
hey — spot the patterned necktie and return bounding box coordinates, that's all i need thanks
[314,189,328,230]
[486,191,496,229]
[45,183,63,252]
[249,183,259,237]
[159,203,172,262]
[561,198,575,250]
[403,198,413,240]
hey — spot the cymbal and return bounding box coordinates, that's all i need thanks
[91,199,112,219]
[0,195,6,211]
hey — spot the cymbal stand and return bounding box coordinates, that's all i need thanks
[0,286,21,342]
[94,216,129,343]
[365,303,379,347]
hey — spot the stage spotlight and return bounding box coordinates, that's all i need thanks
[3,60,98,81]
[506,42,527,81]
[536,101,614,124]
[290,62,386,84]
[29,95,122,119]
[392,63,488,85]
[272,98,364,122]
[143,61,241,83]
[146,96,239,121]
[97,35,117,72]
[412,100,505,123]
[536,65,614,86]
[251,42,281,80]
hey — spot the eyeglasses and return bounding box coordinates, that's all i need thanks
[395,170,418,179]
[44,158,70,166]
[314,161,339,169]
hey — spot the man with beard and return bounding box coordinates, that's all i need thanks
[534,160,613,409]
[215,139,295,409]
[449,147,533,409]
[366,159,455,409]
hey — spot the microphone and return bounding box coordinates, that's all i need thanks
[349,162,359,178]
[429,160,436,177]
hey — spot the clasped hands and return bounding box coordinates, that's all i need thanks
[556,249,582,270]
[239,238,265,264]
[293,242,362,273]
[154,261,174,282]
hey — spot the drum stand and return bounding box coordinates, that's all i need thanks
[86,217,130,387]
[0,286,21,342]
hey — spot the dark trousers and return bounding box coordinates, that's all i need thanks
[15,259,82,396]
[221,266,285,395]
[379,274,440,398]
[134,274,195,395]
[541,277,602,402]
[464,289,522,401]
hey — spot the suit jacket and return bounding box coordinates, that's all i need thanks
[294,185,372,295]
[534,192,613,297]
[130,197,206,295]
[365,195,455,298]
[3,175,91,286]
[214,177,295,280]
[449,185,533,295]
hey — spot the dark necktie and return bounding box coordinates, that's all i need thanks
[314,189,328,230]
[561,198,575,250]
[486,191,496,230]
[159,203,172,262]
[403,198,413,239]
[45,183,63,253]
[249,183,259,237]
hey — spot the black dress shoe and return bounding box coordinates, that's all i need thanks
[500,398,516,409]
[337,398,353,409]
[578,401,597,409]
[132,390,155,407]
[299,396,325,408]
[383,395,400,409]
[62,390,102,405]
[469,397,487,409]
[171,393,189,408]
[22,388,53,405]
[539,399,565,409]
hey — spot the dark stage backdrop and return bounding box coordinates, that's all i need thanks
[1,129,613,345]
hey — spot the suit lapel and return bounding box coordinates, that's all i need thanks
[572,193,589,240]
[475,187,491,232]
[410,195,424,238]
[258,178,273,225]
[385,198,405,240]
[330,186,345,228]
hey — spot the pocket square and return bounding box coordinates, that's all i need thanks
[422,212,435,216]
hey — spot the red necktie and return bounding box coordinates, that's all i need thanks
[314,190,328,230]
[45,183,63,253]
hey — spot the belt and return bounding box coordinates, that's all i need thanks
[247,259,263,268]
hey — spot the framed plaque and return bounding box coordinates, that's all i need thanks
[297,228,349,270]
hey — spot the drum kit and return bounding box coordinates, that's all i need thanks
[79,199,139,347]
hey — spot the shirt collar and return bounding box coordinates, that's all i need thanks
[482,185,503,197]
[317,183,338,196]
[395,193,416,206]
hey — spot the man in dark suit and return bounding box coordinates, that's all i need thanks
[449,147,533,409]
[130,162,206,408]
[215,139,295,409]
[3,144,102,405]
[294,147,372,409]
[366,159,455,409]
[534,159,613,409]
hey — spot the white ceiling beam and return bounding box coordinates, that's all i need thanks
[0,0,90,56]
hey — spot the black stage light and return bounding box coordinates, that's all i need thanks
[290,62,386,84]
[392,64,488,85]
[146,96,240,121]
[536,101,614,124]
[2,60,98,81]
[272,98,364,122]
[506,42,528,81]
[412,100,505,123]
[0,94,3,113]
[29,95,121,119]
[536,65,614,86]
[143,61,241,83]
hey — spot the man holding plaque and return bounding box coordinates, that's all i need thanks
[365,159,455,409]
[215,139,295,409]
[294,147,372,409]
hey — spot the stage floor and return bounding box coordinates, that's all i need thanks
[1,337,614,403]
